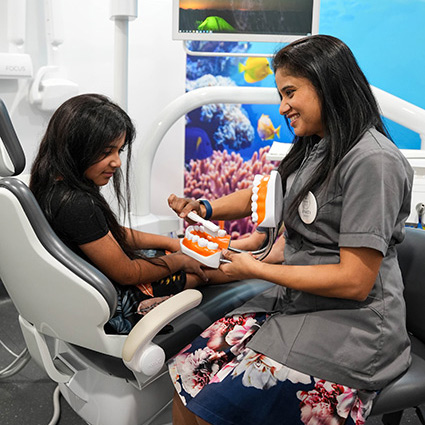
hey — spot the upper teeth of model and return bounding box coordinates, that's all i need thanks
[185,225,226,251]
[251,174,264,223]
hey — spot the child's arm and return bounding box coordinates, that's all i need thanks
[123,227,180,252]
[79,231,207,285]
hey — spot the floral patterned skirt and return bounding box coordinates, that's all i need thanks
[169,313,377,425]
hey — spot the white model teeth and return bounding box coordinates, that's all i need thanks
[207,241,219,250]
[253,175,262,184]
[198,238,208,247]
[185,226,226,252]
[251,174,264,223]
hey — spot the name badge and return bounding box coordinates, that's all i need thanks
[298,191,317,224]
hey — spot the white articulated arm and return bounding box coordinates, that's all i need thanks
[19,316,72,383]
[122,289,202,376]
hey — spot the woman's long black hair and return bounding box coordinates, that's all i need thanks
[30,93,138,259]
[273,34,390,215]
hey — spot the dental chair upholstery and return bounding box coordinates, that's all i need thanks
[0,99,274,425]
[370,226,425,424]
[1,97,425,425]
[0,99,25,176]
[0,173,275,425]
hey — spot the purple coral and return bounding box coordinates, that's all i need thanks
[184,146,276,239]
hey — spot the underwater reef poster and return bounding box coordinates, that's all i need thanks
[183,41,292,238]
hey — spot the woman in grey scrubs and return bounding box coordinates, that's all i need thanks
[168,35,413,425]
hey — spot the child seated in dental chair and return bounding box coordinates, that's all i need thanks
[29,93,234,335]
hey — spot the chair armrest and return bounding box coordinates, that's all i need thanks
[122,289,202,375]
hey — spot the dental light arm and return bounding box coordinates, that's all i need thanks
[2,0,33,79]
[109,0,138,110]
[29,0,79,110]
[122,289,202,376]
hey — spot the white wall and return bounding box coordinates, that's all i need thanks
[0,0,186,216]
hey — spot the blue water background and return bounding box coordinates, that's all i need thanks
[186,0,425,162]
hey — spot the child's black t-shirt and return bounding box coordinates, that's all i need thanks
[48,182,109,264]
[44,181,185,334]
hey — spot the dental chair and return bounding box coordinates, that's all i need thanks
[369,226,425,424]
[0,98,273,425]
[1,97,425,425]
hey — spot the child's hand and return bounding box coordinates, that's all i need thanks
[179,253,209,282]
[167,237,181,253]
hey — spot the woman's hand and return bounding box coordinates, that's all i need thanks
[169,189,253,223]
[220,246,383,301]
[168,194,203,220]
[219,249,259,281]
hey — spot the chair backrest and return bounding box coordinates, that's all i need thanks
[0,99,124,358]
[0,99,25,177]
[396,226,425,344]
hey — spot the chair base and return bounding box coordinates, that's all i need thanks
[56,342,174,425]
[381,410,403,425]
[417,405,425,425]
[379,406,425,425]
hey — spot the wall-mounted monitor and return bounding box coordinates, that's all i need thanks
[173,0,320,43]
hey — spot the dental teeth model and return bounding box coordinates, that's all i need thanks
[251,169,283,228]
[180,212,231,268]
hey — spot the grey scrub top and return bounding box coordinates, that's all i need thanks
[233,128,414,390]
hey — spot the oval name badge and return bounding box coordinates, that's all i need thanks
[298,191,317,224]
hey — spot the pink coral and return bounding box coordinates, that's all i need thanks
[184,147,276,238]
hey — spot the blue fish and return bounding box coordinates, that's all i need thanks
[185,127,213,163]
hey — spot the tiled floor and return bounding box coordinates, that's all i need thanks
[0,283,422,425]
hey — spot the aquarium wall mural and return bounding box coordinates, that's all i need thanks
[183,41,285,239]
[182,1,425,238]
